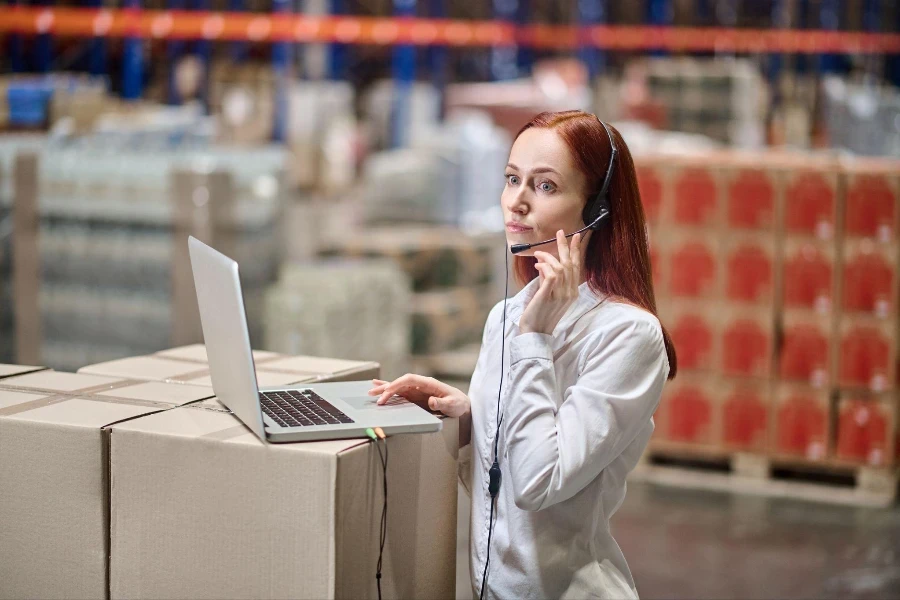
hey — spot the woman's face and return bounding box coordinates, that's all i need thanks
[502,127,592,259]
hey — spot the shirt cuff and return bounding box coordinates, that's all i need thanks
[510,331,554,364]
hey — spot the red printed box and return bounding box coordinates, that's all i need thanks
[781,238,837,314]
[635,158,665,226]
[723,163,781,231]
[648,225,666,296]
[841,158,900,243]
[771,383,830,461]
[835,392,897,467]
[837,316,897,391]
[720,306,775,379]
[840,239,898,319]
[668,161,724,229]
[663,300,720,372]
[654,373,719,446]
[781,161,840,241]
[665,229,722,299]
[778,310,834,387]
[720,378,771,453]
[723,232,777,306]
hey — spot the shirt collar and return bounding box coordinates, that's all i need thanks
[506,278,606,339]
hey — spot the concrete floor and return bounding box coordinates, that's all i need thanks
[455,481,900,599]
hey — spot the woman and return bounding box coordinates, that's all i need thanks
[368,110,677,599]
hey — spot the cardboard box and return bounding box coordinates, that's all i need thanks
[841,159,900,242]
[835,392,897,467]
[0,373,213,600]
[778,310,834,387]
[781,162,841,241]
[771,383,830,461]
[108,381,459,599]
[668,160,724,229]
[655,373,718,445]
[720,377,771,452]
[781,238,837,314]
[665,229,722,299]
[317,226,501,292]
[0,364,46,379]
[664,300,719,372]
[79,347,380,388]
[723,232,777,306]
[635,159,664,226]
[837,316,897,391]
[720,306,775,379]
[411,286,492,355]
[723,164,781,231]
[840,239,898,318]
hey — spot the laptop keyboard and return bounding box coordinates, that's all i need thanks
[259,389,354,428]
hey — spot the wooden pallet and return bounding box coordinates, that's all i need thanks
[629,441,900,508]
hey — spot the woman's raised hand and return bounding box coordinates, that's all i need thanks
[367,374,470,418]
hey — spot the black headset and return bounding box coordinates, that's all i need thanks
[479,118,617,600]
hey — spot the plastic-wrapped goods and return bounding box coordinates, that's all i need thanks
[358,147,460,226]
[263,258,411,381]
[357,111,509,232]
[1,138,287,371]
[317,225,503,292]
[823,76,900,157]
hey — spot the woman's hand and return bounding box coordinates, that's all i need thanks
[367,374,470,418]
[519,229,584,335]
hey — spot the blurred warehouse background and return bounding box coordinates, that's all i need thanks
[2,0,900,598]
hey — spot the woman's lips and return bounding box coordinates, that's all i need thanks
[506,225,533,232]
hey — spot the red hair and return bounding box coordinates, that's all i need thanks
[513,110,677,379]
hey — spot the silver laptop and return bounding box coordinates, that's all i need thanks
[188,236,442,443]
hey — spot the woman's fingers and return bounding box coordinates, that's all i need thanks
[375,373,446,405]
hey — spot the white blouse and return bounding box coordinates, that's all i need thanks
[460,275,670,599]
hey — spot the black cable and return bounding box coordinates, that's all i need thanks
[480,244,509,600]
[373,436,388,600]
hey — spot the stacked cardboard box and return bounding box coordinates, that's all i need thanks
[833,159,900,468]
[1,351,460,599]
[647,155,727,447]
[644,148,900,470]
[772,155,841,463]
[0,369,215,599]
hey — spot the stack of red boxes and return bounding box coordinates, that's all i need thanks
[639,150,900,469]
[772,156,841,462]
[834,159,900,468]
[719,155,780,454]
[639,155,724,447]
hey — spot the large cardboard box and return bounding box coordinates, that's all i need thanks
[0,371,213,600]
[108,380,460,600]
[78,344,381,387]
[771,382,830,462]
[720,377,771,453]
[654,373,719,446]
[835,391,898,467]
[0,363,45,379]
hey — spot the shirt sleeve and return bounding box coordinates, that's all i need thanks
[503,318,669,512]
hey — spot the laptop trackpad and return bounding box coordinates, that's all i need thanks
[341,395,412,411]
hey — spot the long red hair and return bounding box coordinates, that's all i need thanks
[513,110,677,379]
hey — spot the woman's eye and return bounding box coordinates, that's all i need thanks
[506,174,519,185]
[539,181,555,192]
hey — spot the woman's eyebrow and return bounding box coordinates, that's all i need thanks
[505,163,561,177]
